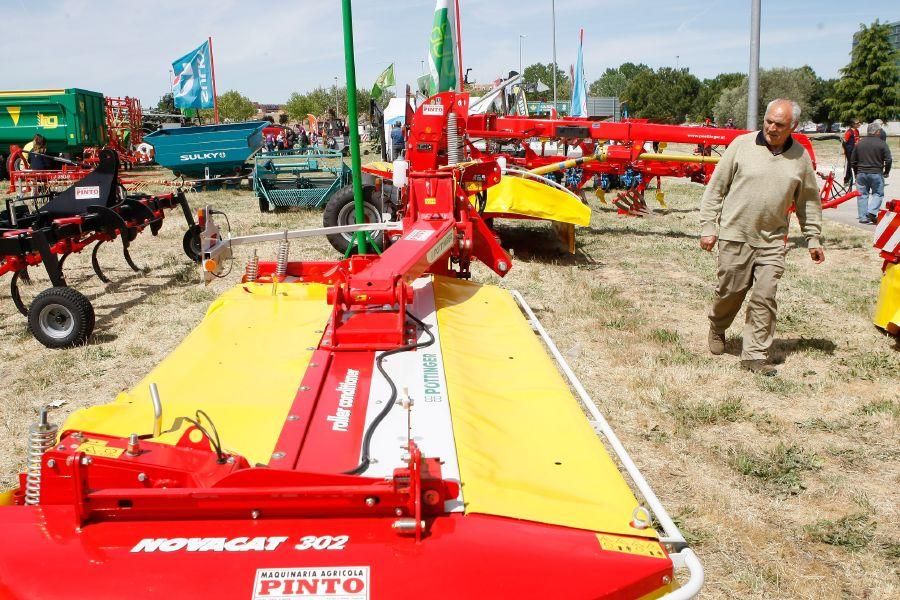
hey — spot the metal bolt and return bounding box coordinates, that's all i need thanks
[299,385,310,391]
[497,260,508,272]
[306,347,315,351]
[287,414,300,422]
[57,445,66,451]
[309,362,318,368]
[662,576,671,585]
[395,508,403,516]
[227,456,236,464]
[46,459,56,468]
[126,433,140,456]
[80,456,92,466]
[137,472,148,482]
[251,510,261,519]
[365,497,377,507]
[271,452,286,460]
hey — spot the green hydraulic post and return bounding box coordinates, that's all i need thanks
[341,0,367,254]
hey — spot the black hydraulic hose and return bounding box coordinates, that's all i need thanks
[343,310,435,475]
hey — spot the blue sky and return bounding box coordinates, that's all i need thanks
[1,0,896,107]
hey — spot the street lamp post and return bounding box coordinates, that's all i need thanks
[519,34,526,75]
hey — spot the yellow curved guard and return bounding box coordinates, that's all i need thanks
[483,176,591,226]
[434,276,656,538]
[62,283,332,466]
[874,262,900,336]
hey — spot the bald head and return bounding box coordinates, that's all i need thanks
[762,99,799,150]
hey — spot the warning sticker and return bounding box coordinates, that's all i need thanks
[252,566,369,599]
[77,439,124,459]
[404,229,434,242]
[75,186,101,200]
[596,534,667,559]
[422,104,444,116]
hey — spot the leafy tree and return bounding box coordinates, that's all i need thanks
[215,90,256,122]
[828,20,899,122]
[522,63,570,101]
[155,93,176,114]
[589,62,651,97]
[693,73,745,121]
[623,68,702,124]
[284,86,376,122]
[809,77,837,124]
[714,66,819,128]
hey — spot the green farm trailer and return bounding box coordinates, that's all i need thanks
[0,88,107,155]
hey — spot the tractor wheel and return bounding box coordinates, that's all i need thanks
[27,287,95,348]
[182,225,202,263]
[258,195,271,213]
[323,185,384,255]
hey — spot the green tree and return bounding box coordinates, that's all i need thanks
[522,63,570,101]
[284,87,376,121]
[215,90,256,122]
[809,77,837,124]
[714,66,819,128]
[623,68,702,124]
[693,72,745,121]
[589,62,651,97]
[155,93,176,114]
[829,20,899,122]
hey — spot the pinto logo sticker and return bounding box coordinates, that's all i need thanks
[74,186,101,200]
[422,104,444,116]
[253,567,369,599]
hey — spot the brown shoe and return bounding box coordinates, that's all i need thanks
[708,328,726,355]
[741,359,777,376]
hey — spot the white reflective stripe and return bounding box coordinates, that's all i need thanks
[875,213,900,252]
[359,278,463,513]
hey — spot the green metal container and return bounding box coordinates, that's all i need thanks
[0,88,107,154]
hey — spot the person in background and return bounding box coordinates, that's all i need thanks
[699,98,824,376]
[299,126,309,151]
[851,122,892,224]
[25,134,50,170]
[390,122,404,159]
[873,119,888,142]
[842,118,861,186]
[265,131,275,152]
[276,131,285,151]
[724,117,737,129]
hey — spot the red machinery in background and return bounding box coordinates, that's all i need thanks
[84,96,153,168]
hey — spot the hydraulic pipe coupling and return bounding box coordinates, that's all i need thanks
[245,249,259,282]
[24,407,57,506]
[275,239,289,279]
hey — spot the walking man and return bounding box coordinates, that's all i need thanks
[700,99,824,376]
[842,118,860,186]
[851,122,892,224]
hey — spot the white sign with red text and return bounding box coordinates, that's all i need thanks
[75,186,101,200]
[253,567,369,600]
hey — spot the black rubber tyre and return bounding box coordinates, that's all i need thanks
[322,185,385,255]
[183,225,202,263]
[27,286,95,348]
[258,194,270,213]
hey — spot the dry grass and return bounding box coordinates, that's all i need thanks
[1,140,898,598]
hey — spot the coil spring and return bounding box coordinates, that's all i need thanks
[447,112,460,166]
[24,409,57,506]
[275,239,289,278]
[245,250,259,282]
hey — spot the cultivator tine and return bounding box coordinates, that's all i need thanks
[58,252,71,271]
[91,241,111,283]
[10,270,29,316]
[122,244,142,272]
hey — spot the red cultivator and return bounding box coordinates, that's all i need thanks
[84,96,153,169]
[1,148,199,347]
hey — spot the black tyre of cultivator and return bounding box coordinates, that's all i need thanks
[27,286,95,349]
[183,225,203,263]
[323,185,384,255]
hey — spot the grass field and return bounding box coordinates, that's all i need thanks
[0,142,897,598]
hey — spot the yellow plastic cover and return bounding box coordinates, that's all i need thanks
[434,276,656,538]
[484,176,591,226]
[62,283,331,466]
[874,262,900,334]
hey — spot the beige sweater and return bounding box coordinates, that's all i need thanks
[700,132,822,249]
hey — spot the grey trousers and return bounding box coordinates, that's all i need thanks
[708,240,786,361]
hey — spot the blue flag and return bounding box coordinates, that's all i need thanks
[570,29,588,118]
[172,41,214,110]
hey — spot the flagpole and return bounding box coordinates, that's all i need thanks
[208,36,220,124]
[341,0,367,254]
[454,0,464,91]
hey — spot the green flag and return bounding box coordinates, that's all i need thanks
[427,0,458,95]
[372,63,395,101]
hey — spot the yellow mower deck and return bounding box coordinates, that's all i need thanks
[58,277,651,539]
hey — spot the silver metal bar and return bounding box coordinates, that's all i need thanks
[213,221,398,251]
[149,383,162,438]
[510,289,703,598]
